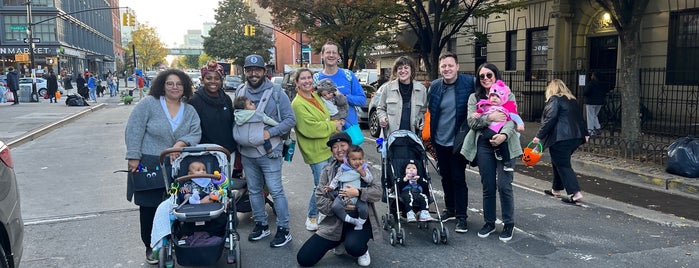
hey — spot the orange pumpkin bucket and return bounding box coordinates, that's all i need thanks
[522,142,543,166]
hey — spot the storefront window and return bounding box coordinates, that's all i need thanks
[3,0,54,6]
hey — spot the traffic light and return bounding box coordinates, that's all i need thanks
[128,13,136,26]
[250,26,255,36]
[122,13,129,26]
[244,25,249,36]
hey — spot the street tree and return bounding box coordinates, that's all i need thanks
[179,55,200,69]
[382,0,523,79]
[593,0,649,142]
[198,53,214,68]
[130,23,168,69]
[258,0,391,70]
[203,0,273,67]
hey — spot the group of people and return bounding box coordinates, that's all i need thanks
[124,41,591,267]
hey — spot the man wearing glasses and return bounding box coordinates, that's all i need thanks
[234,54,297,248]
[427,51,475,234]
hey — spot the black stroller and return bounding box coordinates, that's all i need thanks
[156,145,241,268]
[379,130,449,245]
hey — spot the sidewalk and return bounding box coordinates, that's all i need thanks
[2,91,697,200]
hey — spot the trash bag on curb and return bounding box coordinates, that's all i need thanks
[665,136,699,178]
[65,94,90,106]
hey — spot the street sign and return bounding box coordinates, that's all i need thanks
[23,38,40,43]
[10,25,26,31]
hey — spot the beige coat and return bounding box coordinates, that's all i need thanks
[376,80,428,136]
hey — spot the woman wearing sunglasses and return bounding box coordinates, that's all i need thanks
[460,62,522,242]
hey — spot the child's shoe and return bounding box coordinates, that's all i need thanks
[406,211,417,222]
[503,160,514,172]
[419,210,434,221]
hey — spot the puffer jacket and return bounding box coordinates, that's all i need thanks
[535,96,588,149]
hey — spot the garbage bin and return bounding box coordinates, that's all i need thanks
[19,84,32,102]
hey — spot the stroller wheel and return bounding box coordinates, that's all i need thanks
[432,227,441,245]
[227,239,241,267]
[389,228,397,246]
[398,228,406,246]
[441,226,449,244]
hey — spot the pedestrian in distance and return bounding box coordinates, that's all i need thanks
[427,51,475,233]
[583,72,610,136]
[315,41,367,145]
[124,68,201,264]
[234,54,296,248]
[107,72,116,97]
[62,72,73,96]
[76,73,88,99]
[86,72,97,102]
[46,69,59,103]
[297,132,381,267]
[7,67,20,105]
[290,68,343,231]
[460,62,522,242]
[533,79,589,205]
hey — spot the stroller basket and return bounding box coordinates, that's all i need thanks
[173,203,225,222]
[174,236,225,266]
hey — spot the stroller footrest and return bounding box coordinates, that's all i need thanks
[174,203,225,221]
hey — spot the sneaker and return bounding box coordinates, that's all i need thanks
[145,247,158,265]
[440,209,456,222]
[477,222,496,238]
[357,250,371,266]
[499,223,514,241]
[503,165,514,172]
[270,227,292,247]
[419,210,434,221]
[406,211,417,222]
[248,223,270,241]
[305,217,318,231]
[455,217,468,233]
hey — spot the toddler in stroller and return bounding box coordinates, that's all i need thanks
[177,161,224,205]
[324,145,373,230]
[398,160,434,223]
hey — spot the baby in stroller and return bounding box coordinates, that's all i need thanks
[178,161,224,204]
[324,146,373,230]
[398,160,434,222]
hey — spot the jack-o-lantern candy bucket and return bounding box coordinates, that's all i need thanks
[522,142,543,166]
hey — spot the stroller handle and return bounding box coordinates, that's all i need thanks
[159,146,231,164]
[175,173,221,182]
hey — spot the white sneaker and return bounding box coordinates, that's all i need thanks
[406,211,417,222]
[419,210,434,221]
[305,217,318,231]
[358,250,371,266]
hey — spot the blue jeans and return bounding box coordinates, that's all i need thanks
[476,135,514,224]
[109,84,116,96]
[241,155,290,229]
[88,87,96,101]
[308,158,331,218]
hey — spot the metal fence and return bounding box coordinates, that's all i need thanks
[499,68,699,167]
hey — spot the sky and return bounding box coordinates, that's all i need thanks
[118,0,220,47]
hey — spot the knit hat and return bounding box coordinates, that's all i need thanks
[315,78,337,95]
[489,80,511,101]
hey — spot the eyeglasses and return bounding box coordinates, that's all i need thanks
[479,72,494,80]
[244,68,264,74]
[165,81,184,88]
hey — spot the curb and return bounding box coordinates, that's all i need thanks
[8,103,107,148]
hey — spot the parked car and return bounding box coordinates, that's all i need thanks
[224,75,243,91]
[186,72,202,89]
[19,77,48,98]
[0,140,24,268]
[356,84,377,127]
[356,70,378,86]
[366,85,384,137]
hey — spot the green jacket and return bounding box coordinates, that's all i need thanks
[460,93,522,162]
[291,93,336,164]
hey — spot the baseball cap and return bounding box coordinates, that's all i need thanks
[326,132,352,147]
[244,54,266,68]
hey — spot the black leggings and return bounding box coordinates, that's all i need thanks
[297,212,372,267]
[139,206,157,249]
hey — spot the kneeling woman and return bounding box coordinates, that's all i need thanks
[297,132,382,267]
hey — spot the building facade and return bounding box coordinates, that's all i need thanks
[1,0,116,77]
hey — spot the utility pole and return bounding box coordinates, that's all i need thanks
[25,0,35,76]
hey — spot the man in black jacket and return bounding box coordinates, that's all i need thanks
[7,67,19,105]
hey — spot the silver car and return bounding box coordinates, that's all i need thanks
[0,140,23,268]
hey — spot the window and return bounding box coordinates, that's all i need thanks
[526,27,548,81]
[447,38,456,53]
[4,16,56,43]
[3,0,53,6]
[506,31,517,70]
[667,9,699,85]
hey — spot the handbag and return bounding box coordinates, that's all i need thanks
[128,154,166,191]
[5,91,13,102]
[344,124,364,145]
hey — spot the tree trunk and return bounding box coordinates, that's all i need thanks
[618,25,642,142]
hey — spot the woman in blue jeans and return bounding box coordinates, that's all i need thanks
[533,79,589,204]
[297,132,381,267]
[461,63,522,242]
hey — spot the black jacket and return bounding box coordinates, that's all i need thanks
[6,70,19,91]
[535,96,588,149]
[188,88,236,153]
[583,79,609,105]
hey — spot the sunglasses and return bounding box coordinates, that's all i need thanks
[479,72,494,80]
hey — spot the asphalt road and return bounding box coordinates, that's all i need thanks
[11,99,699,267]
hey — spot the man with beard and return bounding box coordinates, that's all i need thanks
[233,54,296,248]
